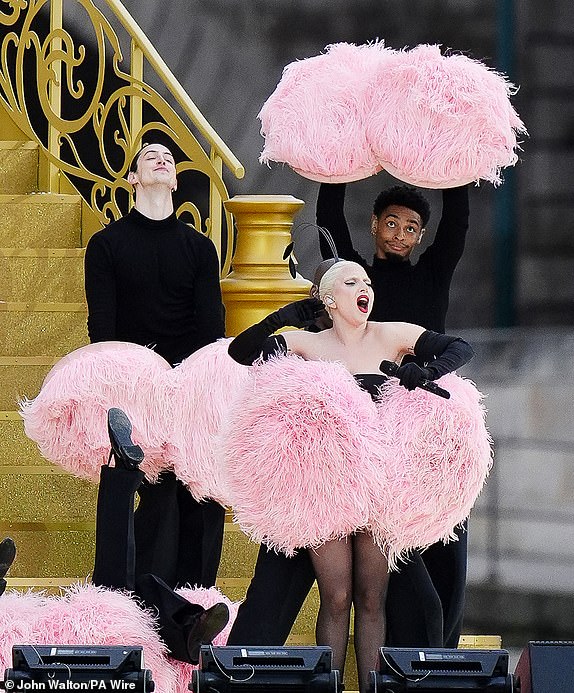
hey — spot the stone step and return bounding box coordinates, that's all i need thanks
[3,533,322,638]
[0,248,85,303]
[0,141,38,195]
[0,194,82,248]
[0,414,52,466]
[1,465,97,524]
[0,358,54,410]
[0,303,88,356]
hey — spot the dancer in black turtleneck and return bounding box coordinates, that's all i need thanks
[84,142,226,591]
[85,207,224,366]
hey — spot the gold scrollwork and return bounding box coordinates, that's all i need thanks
[0,0,27,27]
[0,0,240,274]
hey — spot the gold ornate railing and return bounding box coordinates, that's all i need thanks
[0,0,244,274]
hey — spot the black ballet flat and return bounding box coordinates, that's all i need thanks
[107,408,144,470]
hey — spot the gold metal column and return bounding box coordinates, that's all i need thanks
[222,195,311,336]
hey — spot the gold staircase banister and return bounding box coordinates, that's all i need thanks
[0,0,244,273]
[105,0,244,180]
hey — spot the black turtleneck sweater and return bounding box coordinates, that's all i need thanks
[85,208,225,366]
[316,183,469,333]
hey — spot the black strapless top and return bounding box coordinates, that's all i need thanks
[354,373,388,400]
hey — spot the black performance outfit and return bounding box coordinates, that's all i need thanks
[228,183,470,649]
[85,208,226,589]
[92,448,228,664]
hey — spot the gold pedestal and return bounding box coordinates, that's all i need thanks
[222,195,311,336]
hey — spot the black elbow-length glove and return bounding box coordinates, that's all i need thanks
[395,330,474,391]
[228,297,325,366]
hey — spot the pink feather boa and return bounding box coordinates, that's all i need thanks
[0,584,239,693]
[166,339,251,503]
[258,41,526,186]
[0,584,177,693]
[221,356,382,554]
[19,339,245,503]
[366,44,527,187]
[18,341,491,562]
[20,342,172,482]
[222,358,491,562]
[259,42,387,183]
[369,372,493,568]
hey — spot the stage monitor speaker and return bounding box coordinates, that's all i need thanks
[1,645,154,692]
[191,645,341,693]
[368,647,514,692]
[514,640,574,693]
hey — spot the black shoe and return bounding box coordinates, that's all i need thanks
[107,408,144,470]
[185,602,230,663]
[136,574,229,664]
[0,537,16,597]
[0,537,16,579]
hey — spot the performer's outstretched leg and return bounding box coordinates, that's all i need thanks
[92,408,145,591]
[308,538,353,682]
[93,408,229,664]
[136,572,229,663]
[352,533,389,693]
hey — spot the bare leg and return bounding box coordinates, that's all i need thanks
[308,538,353,680]
[352,532,390,693]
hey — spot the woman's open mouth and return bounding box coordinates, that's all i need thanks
[357,296,370,313]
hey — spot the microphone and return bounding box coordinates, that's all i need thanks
[379,360,451,399]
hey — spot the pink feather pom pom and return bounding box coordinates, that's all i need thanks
[221,357,382,555]
[36,583,178,693]
[366,44,527,187]
[171,586,241,692]
[166,339,252,503]
[19,342,172,482]
[259,42,391,182]
[369,373,493,569]
[0,585,178,693]
[0,591,51,673]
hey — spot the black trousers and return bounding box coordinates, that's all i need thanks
[134,470,225,589]
[91,464,214,663]
[227,525,467,648]
[93,466,225,591]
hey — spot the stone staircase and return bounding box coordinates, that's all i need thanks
[0,138,93,589]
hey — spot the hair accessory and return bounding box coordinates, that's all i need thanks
[283,223,342,280]
[282,241,297,279]
[295,222,340,262]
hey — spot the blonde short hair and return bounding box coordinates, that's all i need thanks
[318,260,364,302]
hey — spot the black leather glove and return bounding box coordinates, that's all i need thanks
[413,330,474,378]
[228,298,325,365]
[267,298,326,331]
[395,362,433,391]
